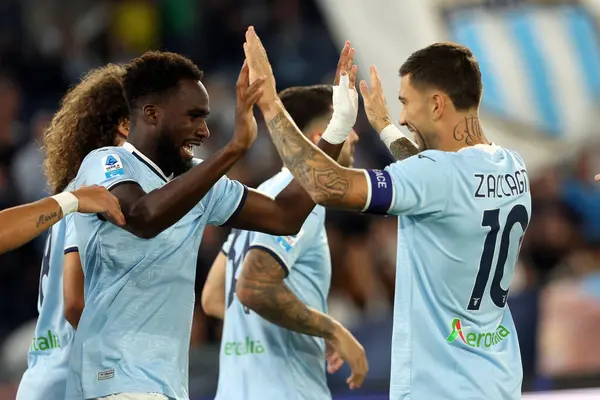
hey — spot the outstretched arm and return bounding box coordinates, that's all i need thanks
[225,138,343,236]
[0,186,123,255]
[226,41,360,235]
[265,102,369,211]
[242,27,370,213]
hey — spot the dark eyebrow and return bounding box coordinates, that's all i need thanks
[188,107,209,117]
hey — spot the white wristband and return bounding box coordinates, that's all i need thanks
[51,192,79,216]
[380,124,405,149]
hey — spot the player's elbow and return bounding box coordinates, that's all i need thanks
[64,299,84,330]
[235,278,262,311]
[269,210,303,236]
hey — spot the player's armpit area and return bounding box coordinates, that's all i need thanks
[236,247,336,339]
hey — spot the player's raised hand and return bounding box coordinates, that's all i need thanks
[360,65,393,134]
[334,41,358,88]
[243,26,277,110]
[72,185,125,226]
[232,60,266,150]
[595,174,600,181]
[330,323,368,389]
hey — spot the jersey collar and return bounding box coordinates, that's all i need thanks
[122,142,171,182]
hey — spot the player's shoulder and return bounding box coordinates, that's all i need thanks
[82,146,131,165]
[385,150,453,178]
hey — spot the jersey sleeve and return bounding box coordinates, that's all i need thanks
[205,175,248,226]
[362,151,452,216]
[75,149,141,190]
[247,211,322,276]
[64,213,79,254]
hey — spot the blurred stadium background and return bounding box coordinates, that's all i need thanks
[1,0,600,398]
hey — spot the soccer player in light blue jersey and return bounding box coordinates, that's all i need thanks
[203,84,361,400]
[65,50,354,400]
[245,27,531,400]
[17,64,130,400]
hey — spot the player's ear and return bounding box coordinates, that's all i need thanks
[142,104,159,126]
[431,93,444,122]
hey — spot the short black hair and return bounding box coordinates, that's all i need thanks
[122,51,204,109]
[278,85,333,133]
[399,42,482,111]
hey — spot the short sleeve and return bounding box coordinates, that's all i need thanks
[205,176,248,226]
[247,211,322,276]
[362,151,452,216]
[64,213,79,254]
[75,148,141,190]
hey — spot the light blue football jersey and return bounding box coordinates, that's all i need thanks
[363,144,531,400]
[216,169,332,400]
[65,142,247,400]
[17,182,79,400]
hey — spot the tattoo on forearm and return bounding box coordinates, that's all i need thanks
[266,110,364,206]
[36,210,61,228]
[238,250,336,339]
[389,137,419,161]
[453,115,484,146]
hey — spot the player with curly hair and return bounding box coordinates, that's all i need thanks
[16,64,130,400]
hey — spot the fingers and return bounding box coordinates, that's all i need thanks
[105,193,125,226]
[327,354,344,374]
[346,358,368,389]
[359,80,371,105]
[236,60,250,94]
[245,78,266,108]
[349,64,358,88]
[334,41,351,85]
[370,65,382,92]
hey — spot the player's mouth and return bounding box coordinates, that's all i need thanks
[181,140,203,157]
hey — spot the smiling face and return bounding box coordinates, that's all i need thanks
[155,79,210,174]
[398,74,437,151]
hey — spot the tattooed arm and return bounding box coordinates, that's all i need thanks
[262,101,369,211]
[0,185,123,255]
[236,248,338,338]
[0,197,63,255]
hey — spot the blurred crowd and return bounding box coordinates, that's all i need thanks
[0,0,600,398]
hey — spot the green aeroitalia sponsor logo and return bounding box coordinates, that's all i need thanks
[223,336,266,356]
[30,330,61,351]
[446,318,510,348]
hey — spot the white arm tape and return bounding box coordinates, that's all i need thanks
[321,118,351,144]
[380,124,406,149]
[51,192,79,216]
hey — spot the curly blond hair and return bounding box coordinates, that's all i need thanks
[44,64,129,194]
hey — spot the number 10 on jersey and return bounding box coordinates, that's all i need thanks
[468,205,529,311]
